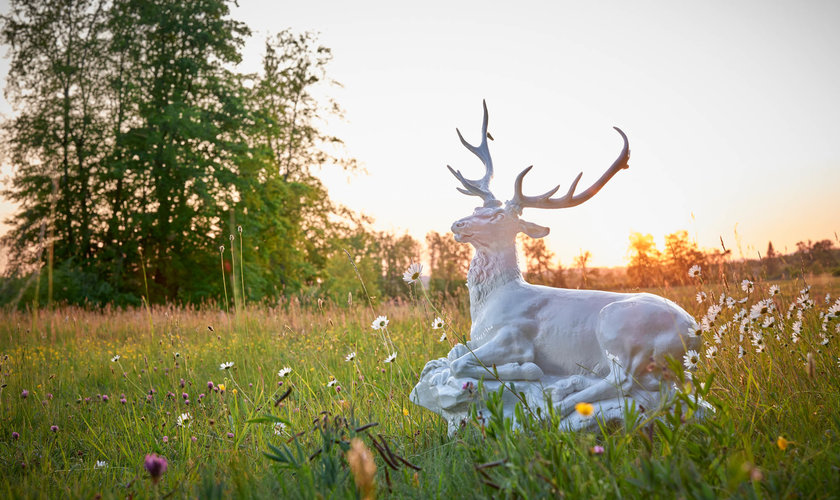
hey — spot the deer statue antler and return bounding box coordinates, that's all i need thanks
[506,127,630,214]
[447,100,502,208]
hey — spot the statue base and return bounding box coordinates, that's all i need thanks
[410,349,683,436]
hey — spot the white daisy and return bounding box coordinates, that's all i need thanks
[741,279,754,293]
[683,350,700,370]
[403,263,423,284]
[274,422,287,436]
[111,355,120,362]
[725,296,736,309]
[219,361,234,370]
[176,412,191,427]
[371,315,389,330]
[439,332,447,342]
[384,352,397,363]
[738,345,746,359]
[705,345,719,358]
[696,291,707,304]
[277,367,291,378]
[344,351,356,362]
[432,317,444,330]
[769,284,780,296]
[688,265,701,278]
[762,316,775,329]
[327,377,338,388]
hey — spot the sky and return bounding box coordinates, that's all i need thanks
[1,0,839,268]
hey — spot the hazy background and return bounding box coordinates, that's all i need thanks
[2,0,838,267]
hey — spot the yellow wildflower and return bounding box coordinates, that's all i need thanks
[575,402,594,417]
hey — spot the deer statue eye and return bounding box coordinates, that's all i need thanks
[490,212,506,222]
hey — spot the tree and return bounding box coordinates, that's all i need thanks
[1,0,110,274]
[376,232,421,299]
[626,232,662,288]
[426,231,471,297]
[520,235,565,288]
[662,230,705,286]
[573,250,592,289]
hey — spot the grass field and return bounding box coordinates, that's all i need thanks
[1,274,839,499]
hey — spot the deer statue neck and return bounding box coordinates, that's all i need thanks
[467,240,523,312]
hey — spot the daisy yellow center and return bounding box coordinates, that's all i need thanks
[411,272,419,280]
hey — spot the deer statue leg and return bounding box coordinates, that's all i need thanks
[450,322,544,381]
[558,296,698,419]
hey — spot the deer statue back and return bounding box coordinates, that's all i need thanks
[410,101,701,433]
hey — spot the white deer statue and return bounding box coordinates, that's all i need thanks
[410,101,700,433]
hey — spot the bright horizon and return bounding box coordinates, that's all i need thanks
[1,0,838,268]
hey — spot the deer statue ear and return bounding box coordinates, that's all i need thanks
[519,220,549,239]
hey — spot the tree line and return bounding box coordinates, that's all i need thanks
[0,0,374,306]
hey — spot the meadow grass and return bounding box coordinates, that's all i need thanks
[1,275,839,499]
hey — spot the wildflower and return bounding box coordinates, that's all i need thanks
[274,422,287,436]
[403,262,423,284]
[174,352,180,358]
[229,234,234,242]
[769,285,780,296]
[403,407,410,416]
[371,315,389,330]
[176,413,191,428]
[219,361,234,370]
[120,397,127,404]
[688,265,701,278]
[439,332,447,342]
[207,381,214,390]
[50,425,59,433]
[738,346,746,359]
[227,432,234,439]
[683,349,700,370]
[762,316,775,329]
[218,384,226,392]
[111,355,120,362]
[101,394,109,402]
[345,351,356,362]
[705,345,719,358]
[696,291,707,303]
[144,453,168,484]
[219,245,225,253]
[777,436,789,451]
[384,352,397,363]
[591,445,605,455]
[687,324,702,338]
[346,438,376,500]
[741,279,754,293]
[237,225,242,233]
[21,389,29,399]
[327,377,338,388]
[12,431,19,440]
[162,436,169,443]
[575,402,594,417]
[432,317,444,330]
[95,460,107,468]
[191,436,197,442]
[725,296,736,309]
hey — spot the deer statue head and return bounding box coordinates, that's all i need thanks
[448,100,630,253]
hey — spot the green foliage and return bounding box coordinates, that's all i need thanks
[0,0,365,307]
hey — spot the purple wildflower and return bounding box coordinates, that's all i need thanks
[12,431,20,440]
[21,389,29,399]
[144,453,168,484]
[50,425,59,433]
